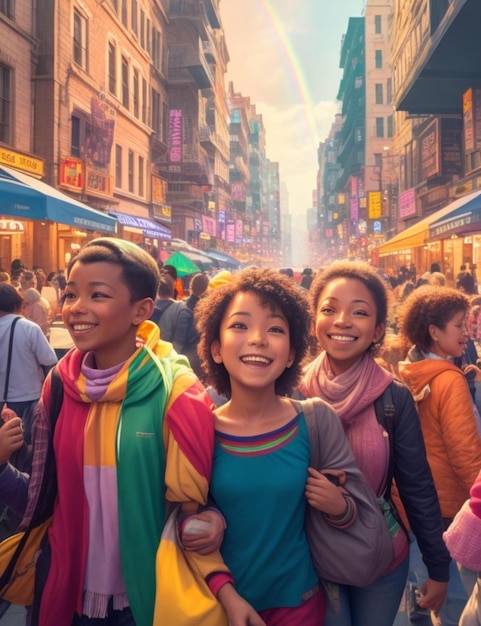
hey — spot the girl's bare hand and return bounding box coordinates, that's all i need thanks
[0,417,23,464]
[305,467,347,515]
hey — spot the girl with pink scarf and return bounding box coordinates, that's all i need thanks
[298,261,450,626]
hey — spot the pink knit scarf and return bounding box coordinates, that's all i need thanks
[299,352,392,426]
[299,352,393,494]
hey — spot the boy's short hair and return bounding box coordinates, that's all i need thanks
[67,238,160,302]
[0,283,24,313]
[196,267,311,397]
[157,273,175,298]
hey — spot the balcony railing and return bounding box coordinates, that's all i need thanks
[168,40,214,89]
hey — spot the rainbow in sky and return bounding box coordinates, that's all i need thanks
[259,0,320,143]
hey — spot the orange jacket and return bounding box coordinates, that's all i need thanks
[399,353,481,520]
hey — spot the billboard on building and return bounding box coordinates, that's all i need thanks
[419,119,441,180]
[399,188,417,219]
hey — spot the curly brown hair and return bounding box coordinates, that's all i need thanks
[397,285,470,351]
[196,267,311,397]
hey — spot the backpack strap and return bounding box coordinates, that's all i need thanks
[3,316,21,402]
[374,383,396,498]
[292,398,321,467]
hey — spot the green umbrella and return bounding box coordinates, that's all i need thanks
[165,250,201,277]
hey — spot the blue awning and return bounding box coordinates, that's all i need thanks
[109,211,171,240]
[0,165,116,234]
[429,190,481,239]
[205,249,240,269]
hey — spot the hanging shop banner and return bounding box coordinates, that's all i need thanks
[419,118,441,180]
[368,191,382,220]
[169,110,183,163]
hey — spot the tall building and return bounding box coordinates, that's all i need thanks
[266,160,281,265]
[0,0,40,268]
[0,0,277,272]
[160,0,226,249]
[227,82,251,256]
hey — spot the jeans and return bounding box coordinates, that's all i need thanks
[324,557,409,626]
[407,533,475,626]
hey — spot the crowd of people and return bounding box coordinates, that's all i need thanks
[0,242,481,626]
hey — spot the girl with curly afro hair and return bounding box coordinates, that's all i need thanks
[397,285,481,625]
[298,261,450,626]
[195,266,365,625]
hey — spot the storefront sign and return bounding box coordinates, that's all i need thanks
[0,219,24,233]
[85,167,112,197]
[429,213,481,238]
[59,157,84,191]
[0,148,44,177]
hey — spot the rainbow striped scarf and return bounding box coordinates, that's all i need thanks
[35,321,217,626]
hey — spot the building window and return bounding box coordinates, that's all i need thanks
[108,42,116,95]
[386,77,393,103]
[138,155,144,196]
[133,69,139,118]
[0,0,14,19]
[73,9,88,70]
[121,56,129,109]
[151,88,160,133]
[387,115,393,138]
[131,0,137,36]
[0,64,12,144]
[162,102,168,142]
[142,77,147,124]
[71,115,81,157]
[375,83,383,104]
[152,29,162,70]
[375,50,383,69]
[375,117,384,138]
[374,153,382,167]
[146,18,151,56]
[140,10,145,48]
[115,144,122,188]
[128,149,134,193]
[374,15,382,34]
[121,0,127,27]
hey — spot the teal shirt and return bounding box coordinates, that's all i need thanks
[210,411,318,610]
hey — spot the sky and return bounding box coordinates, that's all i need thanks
[220,0,365,223]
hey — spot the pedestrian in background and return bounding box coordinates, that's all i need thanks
[0,284,57,445]
[398,286,481,625]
